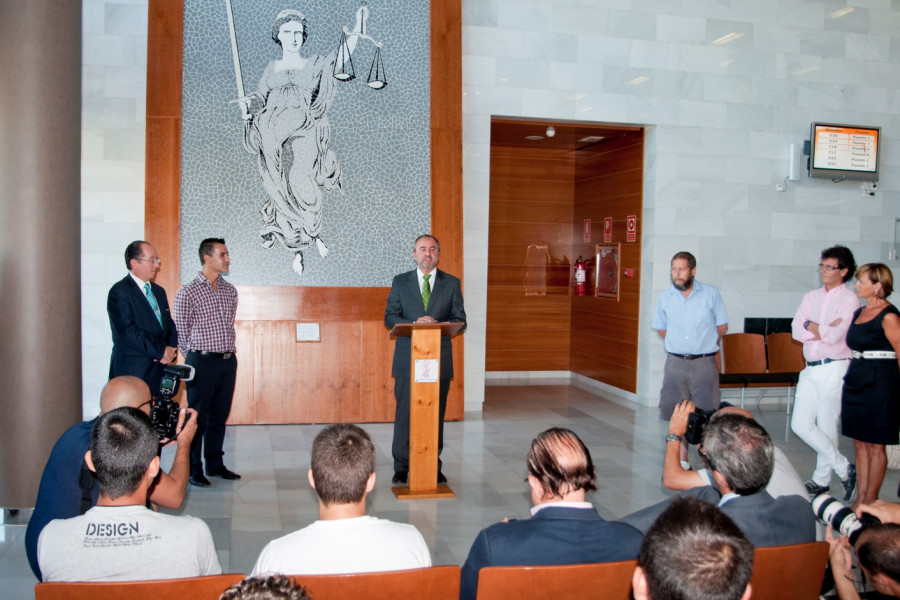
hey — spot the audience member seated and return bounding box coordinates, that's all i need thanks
[632,496,754,600]
[620,412,816,547]
[25,376,197,580]
[663,401,808,499]
[828,522,900,599]
[37,407,220,581]
[252,424,431,575]
[220,575,313,600]
[459,427,643,600]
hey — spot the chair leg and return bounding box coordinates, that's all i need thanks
[786,387,793,415]
[740,388,745,408]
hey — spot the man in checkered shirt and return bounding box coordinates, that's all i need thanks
[174,238,240,488]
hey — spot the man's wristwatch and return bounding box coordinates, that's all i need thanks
[665,433,682,443]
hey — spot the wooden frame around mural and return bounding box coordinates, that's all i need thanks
[595,243,620,300]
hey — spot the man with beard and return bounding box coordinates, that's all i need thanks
[652,251,728,461]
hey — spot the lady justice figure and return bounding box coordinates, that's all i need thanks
[240,6,368,276]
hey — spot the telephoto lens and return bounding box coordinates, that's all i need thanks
[811,493,880,545]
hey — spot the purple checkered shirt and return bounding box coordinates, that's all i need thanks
[174,273,238,355]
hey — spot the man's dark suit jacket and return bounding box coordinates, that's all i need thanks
[619,485,816,548]
[459,506,643,600]
[107,274,178,393]
[384,269,466,378]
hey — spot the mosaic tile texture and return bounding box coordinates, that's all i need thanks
[181,0,431,286]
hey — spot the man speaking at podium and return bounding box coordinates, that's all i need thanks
[385,234,466,486]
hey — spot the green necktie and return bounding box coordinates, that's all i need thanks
[422,273,431,310]
[144,282,163,329]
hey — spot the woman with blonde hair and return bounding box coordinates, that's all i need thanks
[842,263,900,509]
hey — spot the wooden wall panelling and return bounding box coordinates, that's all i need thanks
[569,131,644,393]
[146,0,464,424]
[486,140,575,373]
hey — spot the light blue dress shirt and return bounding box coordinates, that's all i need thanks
[652,280,728,355]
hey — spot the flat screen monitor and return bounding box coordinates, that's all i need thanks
[809,122,880,181]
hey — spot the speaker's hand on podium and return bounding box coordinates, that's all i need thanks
[415,316,437,324]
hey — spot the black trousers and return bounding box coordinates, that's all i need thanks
[392,377,451,472]
[185,352,237,476]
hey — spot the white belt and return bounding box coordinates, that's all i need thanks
[851,350,897,359]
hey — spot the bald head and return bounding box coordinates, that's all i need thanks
[716,405,753,420]
[526,427,597,499]
[99,376,151,414]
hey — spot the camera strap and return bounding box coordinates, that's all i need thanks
[78,460,96,515]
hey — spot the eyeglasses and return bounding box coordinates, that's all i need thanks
[818,264,840,272]
[135,257,162,265]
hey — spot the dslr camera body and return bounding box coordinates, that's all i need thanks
[150,364,195,440]
[684,407,717,445]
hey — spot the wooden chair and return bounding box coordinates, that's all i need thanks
[34,573,245,600]
[750,541,829,600]
[292,565,460,600]
[765,332,805,414]
[474,560,636,600]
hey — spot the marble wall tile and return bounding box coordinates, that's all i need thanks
[463,55,496,85]
[726,157,779,185]
[864,61,900,87]
[743,237,793,265]
[551,5,610,36]
[105,3,147,34]
[846,32,891,61]
[753,25,802,55]
[706,19,755,49]
[771,212,817,240]
[497,0,552,30]
[103,66,148,98]
[726,50,777,79]
[629,40,681,70]
[823,6,870,33]
[496,57,550,86]
[819,58,869,86]
[838,192,883,218]
[577,35,632,66]
[653,71,704,100]
[817,213,862,242]
[521,88,581,115]
[655,15,706,44]
[677,99,727,128]
[83,3,105,34]
[463,0,499,27]
[701,182,751,212]
[606,9,658,41]
[868,8,900,36]
[549,62,605,93]
[82,159,144,192]
[724,103,775,131]
[844,86,890,113]
[674,152,728,183]
[83,34,138,67]
[678,44,731,74]
[704,73,754,104]
[82,97,140,129]
[774,54,823,81]
[798,82,844,110]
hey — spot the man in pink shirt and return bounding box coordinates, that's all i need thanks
[791,245,859,501]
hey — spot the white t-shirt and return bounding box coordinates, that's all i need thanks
[252,515,431,575]
[38,505,221,582]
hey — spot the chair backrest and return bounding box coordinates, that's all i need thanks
[766,332,805,373]
[475,560,636,600]
[721,333,768,374]
[35,573,245,600]
[293,566,460,600]
[750,542,829,600]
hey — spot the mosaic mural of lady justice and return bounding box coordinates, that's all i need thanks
[236,4,372,276]
[180,1,429,286]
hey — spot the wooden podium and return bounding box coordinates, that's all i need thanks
[389,322,464,500]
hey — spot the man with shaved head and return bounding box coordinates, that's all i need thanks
[459,427,643,600]
[25,376,197,580]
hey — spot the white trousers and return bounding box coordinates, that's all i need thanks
[790,359,851,485]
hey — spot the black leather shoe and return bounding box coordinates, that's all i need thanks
[392,471,408,484]
[208,467,241,480]
[189,474,211,488]
[438,471,448,484]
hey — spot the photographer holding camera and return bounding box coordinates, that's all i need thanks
[823,499,900,599]
[621,411,816,547]
[25,376,197,580]
[662,400,809,501]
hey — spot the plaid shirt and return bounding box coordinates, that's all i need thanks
[174,273,238,355]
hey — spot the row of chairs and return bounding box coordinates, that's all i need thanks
[34,541,829,600]
[719,332,806,413]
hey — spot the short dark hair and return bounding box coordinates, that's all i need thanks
[310,424,375,506]
[638,496,754,600]
[526,427,596,497]
[124,240,149,270]
[702,413,773,495]
[199,238,226,266]
[856,263,894,299]
[90,407,159,500]
[220,575,312,600]
[821,245,857,283]
[671,251,696,270]
[414,234,440,251]
[857,523,900,583]
[271,11,308,47]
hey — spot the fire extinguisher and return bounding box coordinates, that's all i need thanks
[574,256,586,296]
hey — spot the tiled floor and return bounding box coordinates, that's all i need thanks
[3,381,897,598]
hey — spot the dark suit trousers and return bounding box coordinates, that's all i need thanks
[392,377,451,472]
[185,352,237,475]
